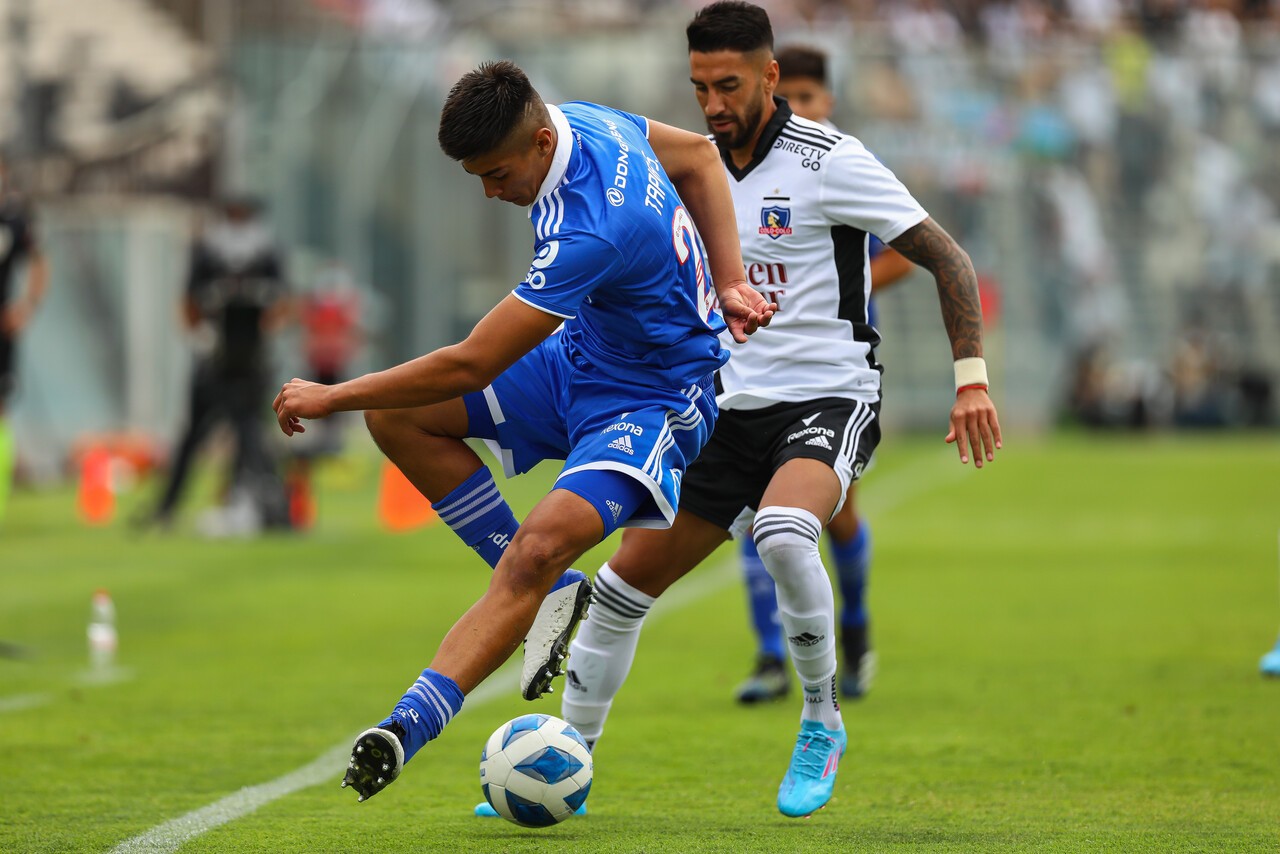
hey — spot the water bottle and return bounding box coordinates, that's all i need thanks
[87,589,118,673]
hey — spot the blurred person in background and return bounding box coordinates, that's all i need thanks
[0,157,47,528]
[283,262,364,528]
[135,197,290,533]
[732,43,916,705]
[560,1,999,819]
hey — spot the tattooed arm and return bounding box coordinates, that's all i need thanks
[889,217,983,360]
[889,217,1002,466]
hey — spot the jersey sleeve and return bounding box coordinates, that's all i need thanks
[592,104,649,139]
[512,231,622,319]
[820,138,928,243]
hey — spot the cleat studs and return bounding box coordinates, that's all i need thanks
[341,780,348,788]
[382,763,390,771]
[376,777,384,784]
[356,745,364,753]
[358,795,365,802]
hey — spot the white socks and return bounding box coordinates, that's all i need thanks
[753,506,842,731]
[560,562,655,746]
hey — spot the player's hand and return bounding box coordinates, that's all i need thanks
[718,282,776,344]
[945,387,1002,467]
[273,378,332,436]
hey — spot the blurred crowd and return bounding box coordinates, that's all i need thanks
[0,0,1275,499]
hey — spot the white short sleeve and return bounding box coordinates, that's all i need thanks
[819,137,928,243]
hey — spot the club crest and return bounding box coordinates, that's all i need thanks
[759,205,792,239]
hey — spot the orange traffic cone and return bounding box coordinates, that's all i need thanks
[77,447,115,525]
[377,460,437,532]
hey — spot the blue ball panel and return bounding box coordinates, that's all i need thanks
[506,789,559,827]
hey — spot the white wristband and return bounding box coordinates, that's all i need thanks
[954,357,988,391]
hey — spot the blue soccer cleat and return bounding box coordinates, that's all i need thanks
[474,801,587,817]
[777,720,847,817]
[521,569,594,701]
[1261,636,1280,677]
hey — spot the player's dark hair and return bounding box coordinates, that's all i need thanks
[438,60,547,161]
[776,45,827,85]
[686,1,773,55]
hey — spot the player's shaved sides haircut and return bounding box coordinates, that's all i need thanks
[686,1,773,55]
[776,45,827,85]
[438,60,549,162]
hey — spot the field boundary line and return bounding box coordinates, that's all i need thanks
[106,447,952,853]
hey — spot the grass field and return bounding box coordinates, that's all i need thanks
[2,432,1279,853]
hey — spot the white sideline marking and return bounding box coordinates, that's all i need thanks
[106,667,522,854]
[106,449,953,852]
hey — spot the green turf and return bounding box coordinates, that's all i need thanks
[2,433,1279,853]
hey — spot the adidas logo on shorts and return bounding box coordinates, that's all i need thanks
[608,434,635,455]
[805,434,833,450]
[606,499,623,522]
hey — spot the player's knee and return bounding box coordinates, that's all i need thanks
[753,506,824,593]
[363,408,397,441]
[503,529,580,593]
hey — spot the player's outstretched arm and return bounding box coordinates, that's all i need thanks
[888,217,1002,467]
[645,120,774,342]
[273,295,562,436]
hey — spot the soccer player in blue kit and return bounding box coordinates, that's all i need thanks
[272,60,774,802]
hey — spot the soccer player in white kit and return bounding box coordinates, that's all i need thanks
[559,1,1002,818]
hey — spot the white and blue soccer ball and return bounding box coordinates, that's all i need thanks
[479,714,593,827]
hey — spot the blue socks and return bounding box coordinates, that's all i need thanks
[433,467,519,570]
[380,668,465,764]
[831,522,871,629]
[740,537,785,661]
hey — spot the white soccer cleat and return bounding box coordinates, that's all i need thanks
[521,570,594,701]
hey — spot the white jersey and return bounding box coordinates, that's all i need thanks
[715,98,928,410]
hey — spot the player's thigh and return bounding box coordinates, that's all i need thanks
[607,510,729,598]
[364,397,470,441]
[759,457,843,521]
[497,487,606,594]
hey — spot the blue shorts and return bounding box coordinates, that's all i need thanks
[463,332,718,531]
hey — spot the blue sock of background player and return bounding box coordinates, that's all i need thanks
[830,520,872,697]
[742,536,786,662]
[732,537,790,704]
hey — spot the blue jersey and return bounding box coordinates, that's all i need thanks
[513,102,729,389]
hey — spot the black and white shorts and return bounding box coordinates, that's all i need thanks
[679,396,880,540]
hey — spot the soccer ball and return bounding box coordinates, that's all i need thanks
[479,713,593,827]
